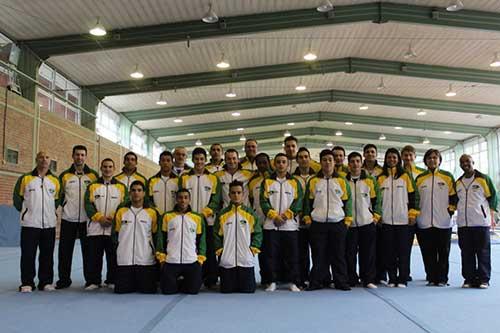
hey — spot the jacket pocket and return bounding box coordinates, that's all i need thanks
[21,208,28,221]
[480,205,487,219]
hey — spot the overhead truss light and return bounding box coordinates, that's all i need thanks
[156,93,167,105]
[377,77,386,90]
[359,104,369,110]
[316,0,334,13]
[284,130,291,137]
[379,134,386,140]
[174,118,183,123]
[335,130,343,136]
[295,78,307,91]
[225,86,237,98]
[446,0,464,12]
[202,3,219,23]
[239,135,246,141]
[326,142,334,147]
[490,52,500,68]
[216,53,230,69]
[231,112,241,117]
[422,137,430,144]
[445,84,457,97]
[89,17,106,36]
[195,139,203,146]
[130,64,144,79]
[403,43,417,59]
[417,109,427,116]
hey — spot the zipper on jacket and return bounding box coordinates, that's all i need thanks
[235,206,238,267]
[180,214,185,264]
[390,176,394,225]
[461,178,474,227]
[326,178,330,222]
[78,175,82,223]
[430,173,435,227]
[41,177,45,228]
[131,209,142,265]
[278,180,284,231]
[163,179,168,213]
[353,179,358,227]
[197,176,201,212]
[103,184,109,235]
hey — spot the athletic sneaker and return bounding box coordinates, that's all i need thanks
[20,285,32,293]
[265,282,277,292]
[387,283,396,288]
[329,282,336,289]
[479,283,489,289]
[437,282,447,287]
[397,284,407,288]
[365,283,378,289]
[43,284,56,291]
[289,284,301,292]
[425,282,434,286]
[84,284,100,291]
[105,283,115,290]
[461,283,471,288]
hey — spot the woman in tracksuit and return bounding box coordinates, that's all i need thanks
[415,149,457,287]
[215,180,262,293]
[377,148,418,288]
[84,158,128,290]
[158,189,206,294]
[112,181,161,294]
[456,154,498,289]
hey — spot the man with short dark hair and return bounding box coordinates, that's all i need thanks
[148,151,178,215]
[276,136,321,173]
[206,143,224,173]
[240,139,258,172]
[115,151,147,190]
[362,144,383,177]
[332,146,349,177]
[215,149,253,208]
[56,145,98,289]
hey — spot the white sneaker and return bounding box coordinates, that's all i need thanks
[43,284,56,292]
[479,283,489,289]
[265,282,277,292]
[20,285,32,293]
[397,284,407,288]
[84,284,100,291]
[437,282,447,287]
[387,283,396,288]
[329,282,336,289]
[366,283,378,289]
[106,283,115,290]
[462,283,471,288]
[289,283,301,292]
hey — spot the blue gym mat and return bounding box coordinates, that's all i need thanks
[0,242,498,333]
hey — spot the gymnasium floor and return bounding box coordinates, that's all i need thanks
[0,240,498,333]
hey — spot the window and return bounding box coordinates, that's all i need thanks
[36,63,81,124]
[464,137,488,174]
[96,103,120,143]
[130,126,147,157]
[152,142,163,162]
[5,148,19,164]
[440,149,456,177]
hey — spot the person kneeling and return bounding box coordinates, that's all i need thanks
[158,189,206,294]
[112,181,160,294]
[215,181,262,293]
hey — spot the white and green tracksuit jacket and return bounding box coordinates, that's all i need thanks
[148,172,179,215]
[346,170,382,227]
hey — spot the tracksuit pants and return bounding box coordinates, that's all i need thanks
[263,230,300,285]
[114,265,158,294]
[407,224,417,279]
[160,262,202,294]
[417,227,452,284]
[458,226,491,285]
[346,223,376,286]
[86,235,116,286]
[20,227,56,290]
[375,223,387,282]
[298,227,311,287]
[57,220,88,287]
[203,225,218,287]
[220,266,256,293]
[309,221,349,289]
[382,224,410,285]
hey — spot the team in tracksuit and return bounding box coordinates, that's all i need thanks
[260,153,303,292]
[455,154,498,288]
[345,152,382,288]
[179,147,221,288]
[14,142,498,294]
[56,145,98,289]
[14,151,61,292]
[84,158,128,289]
[415,149,457,286]
[158,189,206,294]
[214,180,262,293]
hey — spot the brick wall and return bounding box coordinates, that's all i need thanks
[0,86,160,207]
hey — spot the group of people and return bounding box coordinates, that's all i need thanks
[13,135,497,295]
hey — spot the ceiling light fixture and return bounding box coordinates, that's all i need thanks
[89,17,106,36]
[295,78,306,91]
[303,40,317,61]
[239,135,246,141]
[130,64,144,79]
[444,131,452,134]
[287,122,295,126]
[359,104,369,110]
[284,130,291,137]
[316,0,334,13]
[446,0,464,12]
[335,130,343,136]
[377,77,386,90]
[231,112,241,117]
[174,118,183,123]
[195,139,203,146]
[326,142,334,147]
[225,86,237,98]
[490,52,500,67]
[345,122,353,125]
[187,133,194,136]
[156,93,167,105]
[394,126,403,130]
[379,133,386,140]
[202,3,219,23]
[417,109,427,116]
[445,84,457,97]
[216,53,230,69]
[236,127,244,131]
[403,43,417,59]
[422,137,430,144]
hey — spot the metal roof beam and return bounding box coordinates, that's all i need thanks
[21,3,500,59]
[87,57,500,98]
